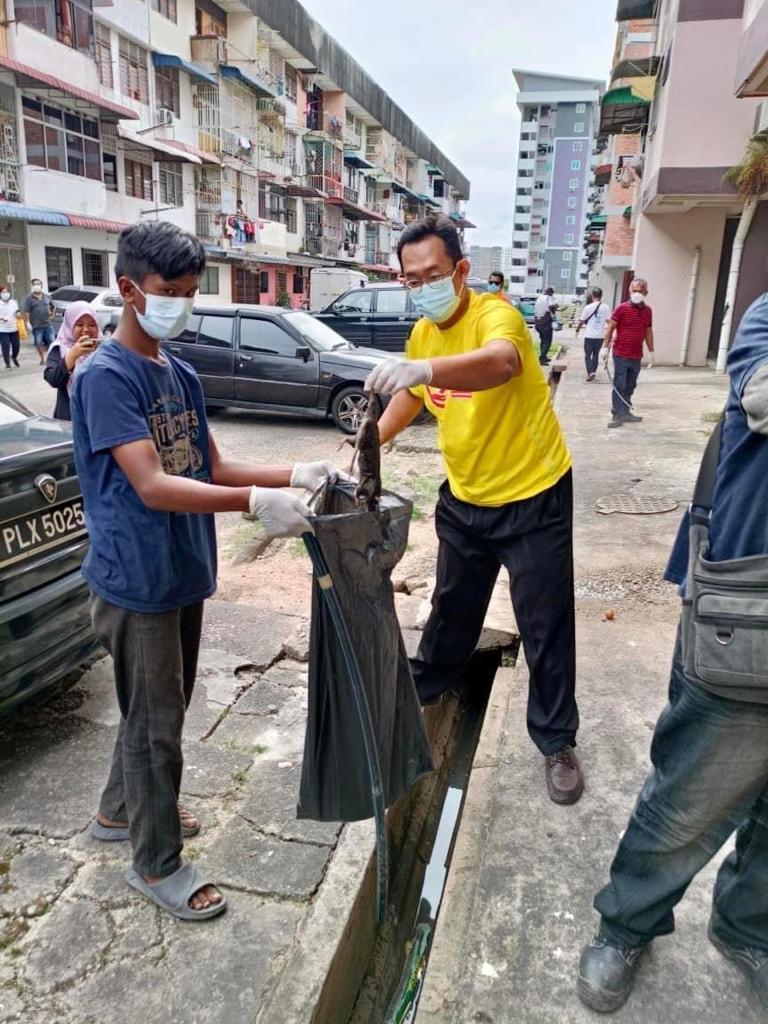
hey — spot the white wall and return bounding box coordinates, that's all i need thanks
[26,225,118,291]
[196,262,232,307]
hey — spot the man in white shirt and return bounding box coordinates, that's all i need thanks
[0,287,20,369]
[577,287,611,382]
[534,288,558,366]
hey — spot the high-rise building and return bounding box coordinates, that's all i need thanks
[511,70,604,296]
[468,245,513,280]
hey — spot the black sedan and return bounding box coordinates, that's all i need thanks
[0,389,99,713]
[164,306,393,433]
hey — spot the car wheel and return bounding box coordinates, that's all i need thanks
[331,386,380,434]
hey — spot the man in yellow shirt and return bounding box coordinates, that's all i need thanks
[365,214,583,805]
[487,271,512,304]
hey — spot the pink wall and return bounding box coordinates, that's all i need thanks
[260,265,307,308]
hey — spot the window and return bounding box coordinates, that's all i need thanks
[233,268,259,304]
[567,197,577,209]
[101,121,117,191]
[277,271,287,296]
[565,215,576,226]
[154,66,180,117]
[293,273,304,295]
[560,269,571,279]
[574,122,585,133]
[95,22,113,88]
[82,249,108,286]
[119,35,149,104]
[176,313,200,345]
[17,0,95,56]
[259,271,270,293]
[375,288,408,314]
[286,200,297,234]
[575,103,586,114]
[572,141,583,152]
[125,156,153,200]
[158,162,183,206]
[22,97,101,181]
[45,247,73,291]
[285,67,298,103]
[571,160,582,171]
[564,234,575,245]
[569,178,579,190]
[198,315,233,348]
[199,266,219,295]
[562,251,573,262]
[151,0,177,20]
[334,290,372,314]
[240,317,296,356]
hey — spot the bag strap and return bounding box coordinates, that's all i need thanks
[584,302,601,325]
[691,414,725,520]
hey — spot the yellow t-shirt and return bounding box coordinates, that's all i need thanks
[407,289,571,507]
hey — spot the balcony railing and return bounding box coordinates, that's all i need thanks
[308,174,343,198]
[305,111,344,142]
[303,235,341,257]
[196,211,220,241]
[343,186,360,205]
[344,123,362,150]
[363,249,393,266]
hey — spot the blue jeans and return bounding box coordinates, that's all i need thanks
[611,355,641,417]
[32,323,54,350]
[595,625,768,950]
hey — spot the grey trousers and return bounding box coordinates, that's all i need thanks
[90,593,204,878]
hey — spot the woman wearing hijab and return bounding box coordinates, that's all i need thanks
[44,301,101,420]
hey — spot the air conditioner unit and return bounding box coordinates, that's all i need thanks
[156,107,174,126]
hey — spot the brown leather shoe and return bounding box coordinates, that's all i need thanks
[545,746,584,805]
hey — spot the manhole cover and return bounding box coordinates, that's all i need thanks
[596,494,679,515]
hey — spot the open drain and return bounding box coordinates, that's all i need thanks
[596,494,679,515]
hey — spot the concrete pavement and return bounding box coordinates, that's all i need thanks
[417,350,764,1023]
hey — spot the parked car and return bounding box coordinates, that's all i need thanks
[161,306,393,434]
[314,278,492,352]
[0,389,98,713]
[50,285,123,334]
[514,295,563,331]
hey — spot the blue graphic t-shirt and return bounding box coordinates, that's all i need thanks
[71,341,217,612]
[666,293,768,585]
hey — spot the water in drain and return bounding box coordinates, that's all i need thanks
[596,494,679,516]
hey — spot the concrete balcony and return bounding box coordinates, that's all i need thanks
[513,230,530,243]
[514,212,531,226]
[521,120,539,133]
[518,158,536,173]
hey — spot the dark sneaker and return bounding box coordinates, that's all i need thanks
[708,917,768,1011]
[578,929,647,1013]
[545,745,584,804]
[623,412,643,423]
[607,416,623,428]
[587,373,596,382]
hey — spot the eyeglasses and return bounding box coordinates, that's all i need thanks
[401,266,457,292]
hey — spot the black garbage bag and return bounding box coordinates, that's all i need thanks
[297,482,434,822]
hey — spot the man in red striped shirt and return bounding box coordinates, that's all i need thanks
[601,278,654,428]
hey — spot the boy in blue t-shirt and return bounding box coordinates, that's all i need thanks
[72,221,340,921]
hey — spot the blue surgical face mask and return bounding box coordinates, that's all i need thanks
[488,282,501,293]
[410,268,461,323]
[131,281,194,340]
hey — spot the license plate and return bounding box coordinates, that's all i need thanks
[0,499,86,569]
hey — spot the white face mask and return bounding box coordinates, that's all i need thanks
[131,281,194,340]
[32,284,43,294]
[630,291,645,305]
[1,292,10,301]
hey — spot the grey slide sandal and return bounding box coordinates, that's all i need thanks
[125,862,227,921]
[91,810,201,843]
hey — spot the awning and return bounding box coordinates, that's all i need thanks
[344,152,375,170]
[589,214,607,227]
[203,244,334,269]
[427,164,444,176]
[162,139,220,165]
[418,193,442,208]
[286,180,327,200]
[594,163,613,186]
[449,212,476,229]
[616,0,655,19]
[623,205,633,218]
[599,86,651,134]
[360,262,397,276]
[117,126,202,164]
[219,64,277,99]
[392,181,422,202]
[0,202,128,232]
[326,196,387,222]
[612,57,661,81]
[0,54,138,121]
[152,52,217,86]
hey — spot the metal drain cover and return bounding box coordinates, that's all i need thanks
[596,494,679,516]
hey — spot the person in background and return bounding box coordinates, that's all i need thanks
[24,277,55,365]
[487,271,512,304]
[0,287,20,369]
[534,286,558,366]
[577,287,611,382]
[365,214,584,806]
[601,278,654,428]
[44,301,101,420]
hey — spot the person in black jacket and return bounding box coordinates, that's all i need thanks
[44,301,101,420]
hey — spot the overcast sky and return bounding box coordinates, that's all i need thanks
[301,0,618,248]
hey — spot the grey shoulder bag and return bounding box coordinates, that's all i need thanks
[681,417,768,701]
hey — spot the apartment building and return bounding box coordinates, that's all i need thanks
[593,0,759,364]
[467,245,513,280]
[0,0,470,309]
[510,70,604,297]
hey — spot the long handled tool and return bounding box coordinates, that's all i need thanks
[302,530,389,925]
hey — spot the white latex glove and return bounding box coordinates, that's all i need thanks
[644,352,654,370]
[364,357,432,396]
[599,347,610,365]
[290,461,348,492]
[248,486,313,539]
